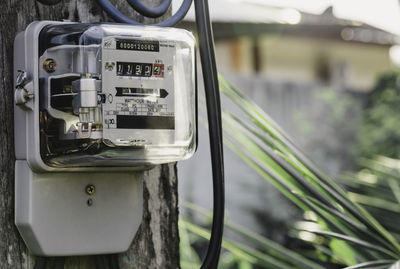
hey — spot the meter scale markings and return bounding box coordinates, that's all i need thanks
[115,100,169,115]
[106,99,173,129]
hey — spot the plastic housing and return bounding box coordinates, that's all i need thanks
[15,21,197,172]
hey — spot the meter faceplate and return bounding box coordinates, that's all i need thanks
[101,36,175,146]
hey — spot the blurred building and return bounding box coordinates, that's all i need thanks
[178,3,398,91]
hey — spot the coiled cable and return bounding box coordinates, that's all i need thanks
[126,0,172,18]
[95,0,192,27]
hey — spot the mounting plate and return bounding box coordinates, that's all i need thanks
[15,160,143,256]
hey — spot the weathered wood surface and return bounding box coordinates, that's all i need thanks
[0,1,179,268]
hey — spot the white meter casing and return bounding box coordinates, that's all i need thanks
[14,21,196,256]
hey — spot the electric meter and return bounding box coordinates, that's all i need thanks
[16,21,196,170]
[14,21,196,255]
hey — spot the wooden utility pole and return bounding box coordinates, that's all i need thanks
[0,1,180,268]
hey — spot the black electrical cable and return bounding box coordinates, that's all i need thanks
[193,0,225,268]
[126,0,172,18]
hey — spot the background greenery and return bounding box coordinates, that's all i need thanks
[358,72,400,160]
[180,73,400,269]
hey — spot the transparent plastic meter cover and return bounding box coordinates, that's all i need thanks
[38,23,197,167]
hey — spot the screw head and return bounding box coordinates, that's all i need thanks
[87,198,93,207]
[43,58,57,73]
[105,62,115,71]
[85,184,95,195]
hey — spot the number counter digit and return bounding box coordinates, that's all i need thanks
[116,62,153,77]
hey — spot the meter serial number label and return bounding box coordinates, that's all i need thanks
[116,39,159,52]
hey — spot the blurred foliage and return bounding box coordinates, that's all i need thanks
[294,86,362,174]
[358,72,400,159]
[180,202,326,269]
[340,156,400,238]
[218,75,400,268]
[180,74,400,268]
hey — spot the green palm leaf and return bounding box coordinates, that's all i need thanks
[218,74,400,265]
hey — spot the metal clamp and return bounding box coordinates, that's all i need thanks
[77,122,93,139]
[15,70,34,110]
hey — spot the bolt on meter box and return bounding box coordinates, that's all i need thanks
[15,21,197,172]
